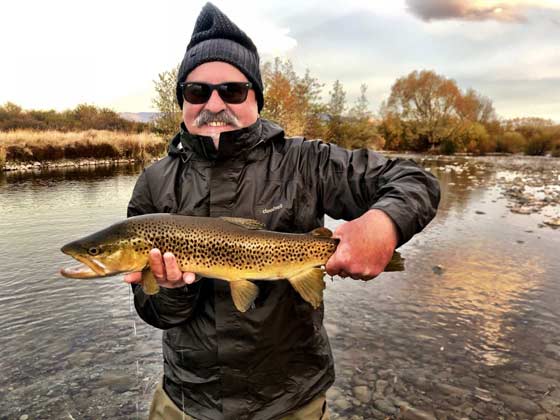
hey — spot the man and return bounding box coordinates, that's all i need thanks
[125,3,440,420]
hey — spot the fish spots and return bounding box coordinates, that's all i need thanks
[125,215,337,277]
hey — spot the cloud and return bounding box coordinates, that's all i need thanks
[405,0,557,23]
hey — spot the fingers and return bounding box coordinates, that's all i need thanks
[150,249,197,288]
[183,272,197,284]
[163,252,183,281]
[122,249,198,288]
[149,249,165,280]
[123,271,142,284]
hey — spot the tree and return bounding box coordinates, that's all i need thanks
[261,58,325,138]
[326,80,347,144]
[152,65,182,136]
[456,88,496,125]
[385,70,463,150]
[344,84,383,149]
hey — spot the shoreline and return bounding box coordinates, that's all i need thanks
[1,157,160,172]
[3,152,557,173]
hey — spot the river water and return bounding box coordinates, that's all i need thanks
[0,156,559,420]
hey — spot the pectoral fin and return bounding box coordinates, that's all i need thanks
[287,268,326,309]
[141,268,160,295]
[229,280,259,312]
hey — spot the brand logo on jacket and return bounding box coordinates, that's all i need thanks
[262,204,283,214]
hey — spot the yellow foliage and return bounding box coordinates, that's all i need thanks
[0,129,167,162]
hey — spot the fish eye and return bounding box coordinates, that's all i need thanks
[88,247,100,256]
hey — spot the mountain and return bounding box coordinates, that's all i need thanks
[119,112,160,123]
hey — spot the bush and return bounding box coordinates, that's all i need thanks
[496,131,526,153]
[439,138,458,155]
[525,132,551,156]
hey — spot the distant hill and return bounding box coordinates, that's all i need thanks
[119,112,160,123]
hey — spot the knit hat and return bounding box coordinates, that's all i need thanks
[176,2,264,111]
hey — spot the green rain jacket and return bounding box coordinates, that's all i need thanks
[127,118,440,420]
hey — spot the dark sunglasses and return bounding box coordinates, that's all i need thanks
[179,82,253,104]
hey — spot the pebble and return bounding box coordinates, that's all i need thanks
[498,393,541,414]
[373,398,397,414]
[432,265,445,275]
[352,386,371,403]
[399,405,437,420]
[333,398,351,411]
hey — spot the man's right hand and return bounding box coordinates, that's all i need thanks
[123,249,197,288]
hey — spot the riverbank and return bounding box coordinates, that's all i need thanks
[0,129,167,171]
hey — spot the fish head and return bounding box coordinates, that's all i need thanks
[60,223,151,279]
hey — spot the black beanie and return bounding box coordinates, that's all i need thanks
[176,2,264,112]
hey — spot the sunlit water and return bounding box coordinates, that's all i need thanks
[1,157,559,419]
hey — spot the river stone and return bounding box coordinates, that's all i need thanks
[497,383,522,396]
[498,393,540,414]
[539,396,560,414]
[20,416,29,420]
[435,382,469,397]
[352,386,371,403]
[333,398,351,411]
[327,387,342,401]
[399,405,437,420]
[97,372,136,393]
[374,399,397,415]
[515,372,559,392]
[545,344,560,358]
[375,379,389,396]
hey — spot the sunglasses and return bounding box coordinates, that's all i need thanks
[179,82,253,104]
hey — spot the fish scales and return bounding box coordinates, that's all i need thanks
[126,216,336,279]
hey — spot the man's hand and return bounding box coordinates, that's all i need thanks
[325,209,399,281]
[123,249,198,288]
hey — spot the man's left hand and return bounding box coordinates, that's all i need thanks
[325,209,399,281]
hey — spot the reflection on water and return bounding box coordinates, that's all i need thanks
[1,156,560,419]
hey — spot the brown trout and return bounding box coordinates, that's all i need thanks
[60,214,403,312]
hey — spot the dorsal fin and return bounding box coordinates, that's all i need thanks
[220,217,266,230]
[309,227,333,237]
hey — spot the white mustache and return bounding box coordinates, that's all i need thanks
[194,110,240,127]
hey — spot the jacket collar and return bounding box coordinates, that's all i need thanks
[174,119,265,161]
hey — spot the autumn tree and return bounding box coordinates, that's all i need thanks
[384,70,464,151]
[261,58,325,138]
[456,88,496,125]
[152,65,183,136]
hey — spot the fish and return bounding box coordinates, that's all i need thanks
[60,214,404,312]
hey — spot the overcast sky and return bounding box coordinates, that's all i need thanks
[1,0,559,121]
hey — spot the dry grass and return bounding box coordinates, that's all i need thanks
[0,129,168,164]
[0,145,6,169]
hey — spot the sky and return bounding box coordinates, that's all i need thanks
[1,0,559,121]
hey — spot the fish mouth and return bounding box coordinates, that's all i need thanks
[60,253,114,278]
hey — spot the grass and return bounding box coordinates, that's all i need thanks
[0,145,5,169]
[0,129,168,168]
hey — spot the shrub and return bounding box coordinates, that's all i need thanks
[496,131,526,153]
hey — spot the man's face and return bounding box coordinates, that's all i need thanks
[182,61,259,146]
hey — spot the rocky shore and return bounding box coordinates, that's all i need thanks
[2,157,158,172]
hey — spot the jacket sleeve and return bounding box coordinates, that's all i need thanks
[303,141,440,247]
[127,167,202,329]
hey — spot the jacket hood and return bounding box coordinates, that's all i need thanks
[168,118,284,161]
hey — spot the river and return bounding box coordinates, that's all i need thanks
[0,156,559,419]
